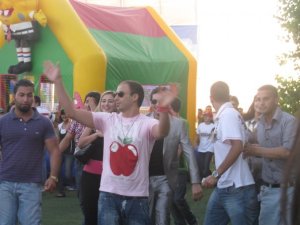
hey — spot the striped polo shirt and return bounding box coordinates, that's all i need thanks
[0,108,56,183]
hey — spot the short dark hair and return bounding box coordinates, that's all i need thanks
[258,85,278,98]
[170,97,181,113]
[84,91,101,105]
[210,81,230,103]
[13,79,34,94]
[122,80,144,107]
[230,95,239,105]
[34,95,41,106]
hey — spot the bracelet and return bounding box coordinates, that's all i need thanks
[50,175,58,183]
[157,106,169,113]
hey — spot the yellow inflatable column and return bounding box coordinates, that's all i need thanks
[39,0,106,97]
[146,7,197,141]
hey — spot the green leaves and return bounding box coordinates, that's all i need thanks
[276,75,300,114]
[277,0,300,70]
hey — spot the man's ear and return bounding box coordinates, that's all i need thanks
[131,93,139,103]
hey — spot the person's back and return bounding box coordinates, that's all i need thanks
[202,81,259,225]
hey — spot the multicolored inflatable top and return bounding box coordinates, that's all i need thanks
[0,0,197,138]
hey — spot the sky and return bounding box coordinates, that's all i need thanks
[196,0,297,111]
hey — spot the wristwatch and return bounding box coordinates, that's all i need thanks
[212,170,220,179]
[50,175,58,183]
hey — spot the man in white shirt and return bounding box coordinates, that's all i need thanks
[202,81,259,225]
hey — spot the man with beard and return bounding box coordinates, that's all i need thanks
[0,79,61,225]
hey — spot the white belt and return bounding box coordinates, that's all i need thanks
[12,30,34,35]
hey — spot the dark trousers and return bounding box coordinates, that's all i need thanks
[171,170,198,225]
[57,154,75,194]
[80,171,101,225]
[195,151,213,180]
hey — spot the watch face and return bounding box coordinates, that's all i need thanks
[212,171,219,178]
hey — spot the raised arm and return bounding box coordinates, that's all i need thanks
[43,61,94,128]
[152,87,177,139]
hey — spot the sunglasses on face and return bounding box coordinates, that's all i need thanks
[115,91,125,98]
[151,99,158,105]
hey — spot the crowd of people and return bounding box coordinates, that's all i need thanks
[0,60,299,225]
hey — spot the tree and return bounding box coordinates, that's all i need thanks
[276,75,300,115]
[277,0,300,70]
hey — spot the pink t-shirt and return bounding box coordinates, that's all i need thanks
[92,112,158,197]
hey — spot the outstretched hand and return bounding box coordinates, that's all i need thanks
[156,84,178,107]
[43,61,62,82]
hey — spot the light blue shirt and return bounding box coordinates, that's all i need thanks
[257,107,298,183]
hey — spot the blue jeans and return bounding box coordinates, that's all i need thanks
[58,154,76,193]
[204,184,259,225]
[98,191,150,225]
[0,181,42,225]
[64,154,75,183]
[259,186,294,225]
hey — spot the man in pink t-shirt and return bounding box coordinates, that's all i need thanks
[43,60,175,225]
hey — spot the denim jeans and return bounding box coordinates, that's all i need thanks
[98,191,150,225]
[0,181,42,225]
[259,186,294,225]
[204,184,259,225]
[58,154,76,193]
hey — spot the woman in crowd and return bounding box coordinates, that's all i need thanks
[56,109,75,197]
[77,91,116,225]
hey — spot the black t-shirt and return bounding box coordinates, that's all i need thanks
[149,139,165,176]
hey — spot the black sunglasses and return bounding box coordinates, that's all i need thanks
[115,91,125,98]
[151,99,158,105]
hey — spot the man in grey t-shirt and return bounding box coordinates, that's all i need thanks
[244,84,298,225]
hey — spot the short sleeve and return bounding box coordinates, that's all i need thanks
[44,118,56,140]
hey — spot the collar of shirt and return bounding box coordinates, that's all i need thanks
[214,102,234,121]
[10,107,40,121]
[260,106,282,127]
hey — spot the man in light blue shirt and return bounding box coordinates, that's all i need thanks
[244,84,298,225]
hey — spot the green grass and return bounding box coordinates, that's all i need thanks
[42,186,212,225]
[42,191,83,225]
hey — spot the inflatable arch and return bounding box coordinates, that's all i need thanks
[0,0,197,138]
